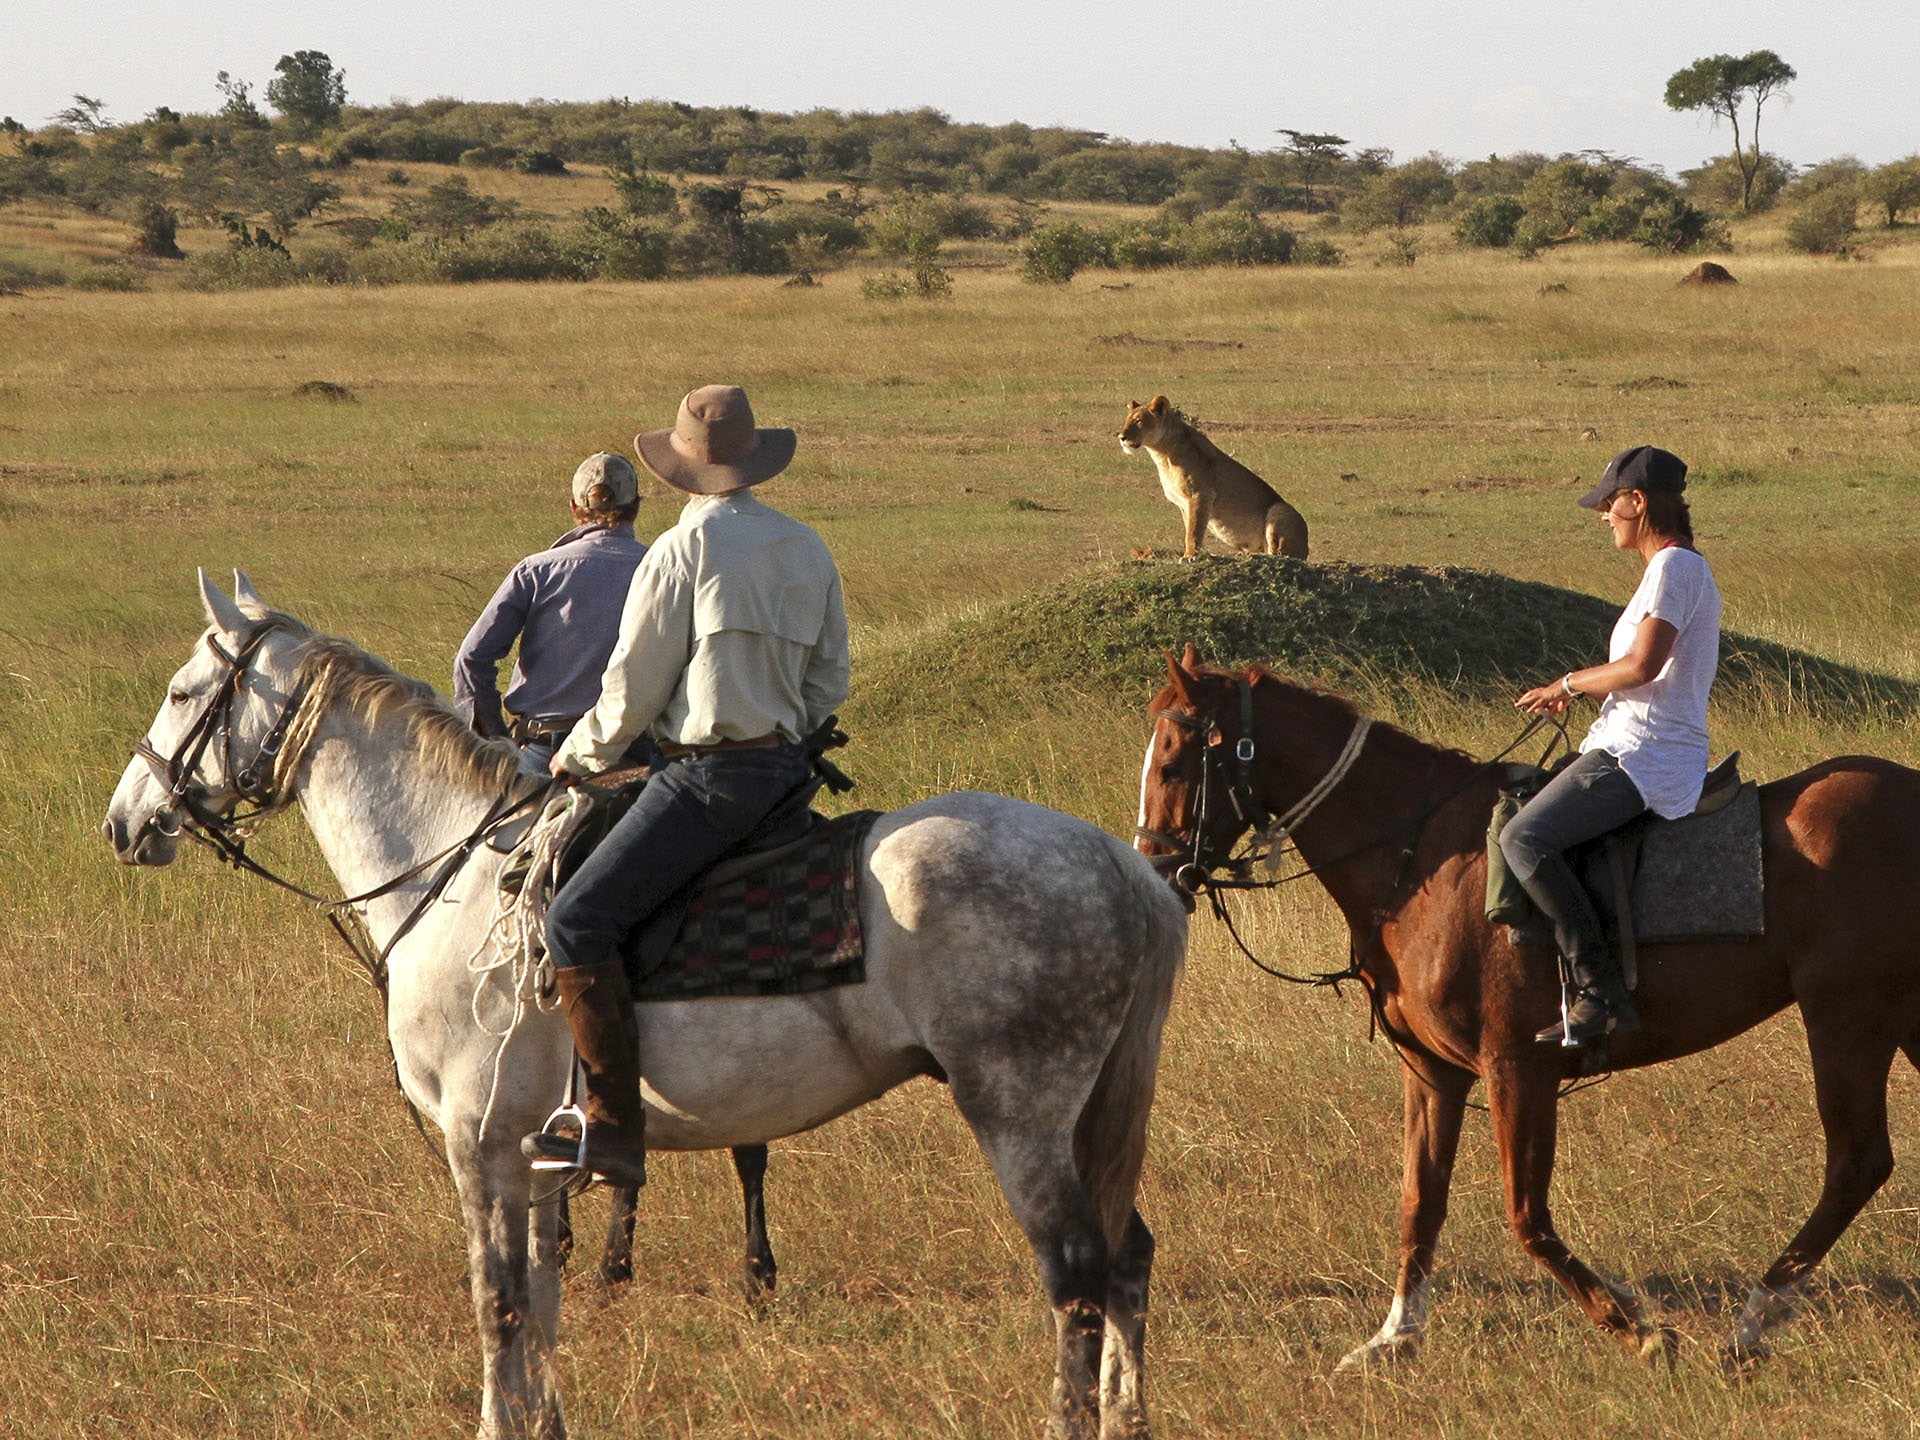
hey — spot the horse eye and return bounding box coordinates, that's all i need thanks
[168,688,190,705]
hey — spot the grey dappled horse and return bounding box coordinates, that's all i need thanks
[104,573,1187,1439]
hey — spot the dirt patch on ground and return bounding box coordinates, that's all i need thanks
[1616,376,1689,393]
[1093,331,1244,351]
[1679,262,1738,286]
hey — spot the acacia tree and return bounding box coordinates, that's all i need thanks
[1275,129,1347,211]
[267,51,346,133]
[1663,50,1796,212]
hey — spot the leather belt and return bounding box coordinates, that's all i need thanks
[656,732,785,758]
[509,715,582,745]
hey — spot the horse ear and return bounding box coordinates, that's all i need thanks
[232,569,270,620]
[1148,395,1169,415]
[1163,647,1198,704]
[198,568,248,640]
[1179,642,1205,672]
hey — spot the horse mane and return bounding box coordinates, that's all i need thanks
[242,612,524,797]
[1159,659,1479,769]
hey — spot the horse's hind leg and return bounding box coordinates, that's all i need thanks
[1486,1060,1675,1362]
[1729,1024,1898,1364]
[967,1114,1109,1440]
[1099,1209,1153,1438]
[731,1143,778,1299]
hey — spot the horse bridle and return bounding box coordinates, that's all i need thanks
[129,621,546,991]
[1135,678,1274,898]
[132,623,308,845]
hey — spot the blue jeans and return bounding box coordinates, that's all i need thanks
[1498,749,1647,963]
[545,744,815,972]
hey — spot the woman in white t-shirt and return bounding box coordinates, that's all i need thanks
[1499,445,1722,1046]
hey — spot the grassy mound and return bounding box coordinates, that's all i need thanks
[857,556,1920,723]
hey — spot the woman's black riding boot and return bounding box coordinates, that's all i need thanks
[1520,852,1640,1044]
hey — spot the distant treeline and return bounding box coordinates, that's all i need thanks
[3,93,1917,292]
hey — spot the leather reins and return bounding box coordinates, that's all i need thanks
[131,623,547,994]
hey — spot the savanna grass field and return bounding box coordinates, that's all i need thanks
[4,217,1920,1439]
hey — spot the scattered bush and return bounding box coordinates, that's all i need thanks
[70,261,143,291]
[128,200,184,258]
[1860,156,1920,226]
[1631,197,1729,254]
[1293,238,1345,267]
[1785,186,1860,254]
[0,257,67,291]
[1021,221,1107,283]
[1107,221,1182,270]
[860,262,952,300]
[181,245,302,290]
[1181,208,1294,267]
[1453,195,1525,248]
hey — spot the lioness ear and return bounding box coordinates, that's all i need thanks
[1128,397,1140,409]
[1148,396,1169,415]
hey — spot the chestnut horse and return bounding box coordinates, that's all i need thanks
[1137,647,1920,1367]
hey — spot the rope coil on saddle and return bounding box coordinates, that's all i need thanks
[468,791,591,1141]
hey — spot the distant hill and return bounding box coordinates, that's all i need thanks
[853,556,1920,724]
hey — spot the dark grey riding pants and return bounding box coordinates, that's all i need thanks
[1497,748,1647,963]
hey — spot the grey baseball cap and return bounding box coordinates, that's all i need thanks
[571,452,640,508]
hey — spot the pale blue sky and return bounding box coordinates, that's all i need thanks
[11,1,1916,174]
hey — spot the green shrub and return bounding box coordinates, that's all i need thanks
[128,200,184,259]
[181,246,302,290]
[1181,208,1294,267]
[1785,187,1860,254]
[0,257,67,290]
[1108,221,1182,270]
[860,261,952,300]
[560,210,673,280]
[1453,195,1525,248]
[70,261,143,291]
[1020,221,1107,283]
[1631,197,1729,253]
[458,144,517,169]
[512,149,568,176]
[1293,238,1345,267]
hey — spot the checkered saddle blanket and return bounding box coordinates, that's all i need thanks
[623,809,880,1001]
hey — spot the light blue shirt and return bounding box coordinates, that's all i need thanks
[453,523,648,736]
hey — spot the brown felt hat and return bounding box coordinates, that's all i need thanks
[634,385,796,495]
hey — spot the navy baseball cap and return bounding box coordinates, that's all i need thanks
[1578,445,1688,509]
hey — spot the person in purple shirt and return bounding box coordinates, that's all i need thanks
[454,453,651,773]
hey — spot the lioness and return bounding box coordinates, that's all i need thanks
[1118,396,1309,560]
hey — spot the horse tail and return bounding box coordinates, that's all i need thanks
[1074,846,1188,1247]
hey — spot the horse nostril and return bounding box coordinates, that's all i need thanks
[101,817,121,850]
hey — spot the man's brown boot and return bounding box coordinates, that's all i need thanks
[522,960,648,1188]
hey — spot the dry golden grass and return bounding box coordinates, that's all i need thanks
[3,240,1919,1437]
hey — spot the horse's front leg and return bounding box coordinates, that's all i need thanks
[448,1125,567,1440]
[1336,1057,1472,1370]
[1485,1059,1675,1363]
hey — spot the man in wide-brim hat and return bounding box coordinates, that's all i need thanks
[524,384,851,1189]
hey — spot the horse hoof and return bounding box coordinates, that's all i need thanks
[1635,1323,1680,1368]
[1333,1335,1419,1373]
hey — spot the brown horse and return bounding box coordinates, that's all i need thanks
[1136,646,1920,1367]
